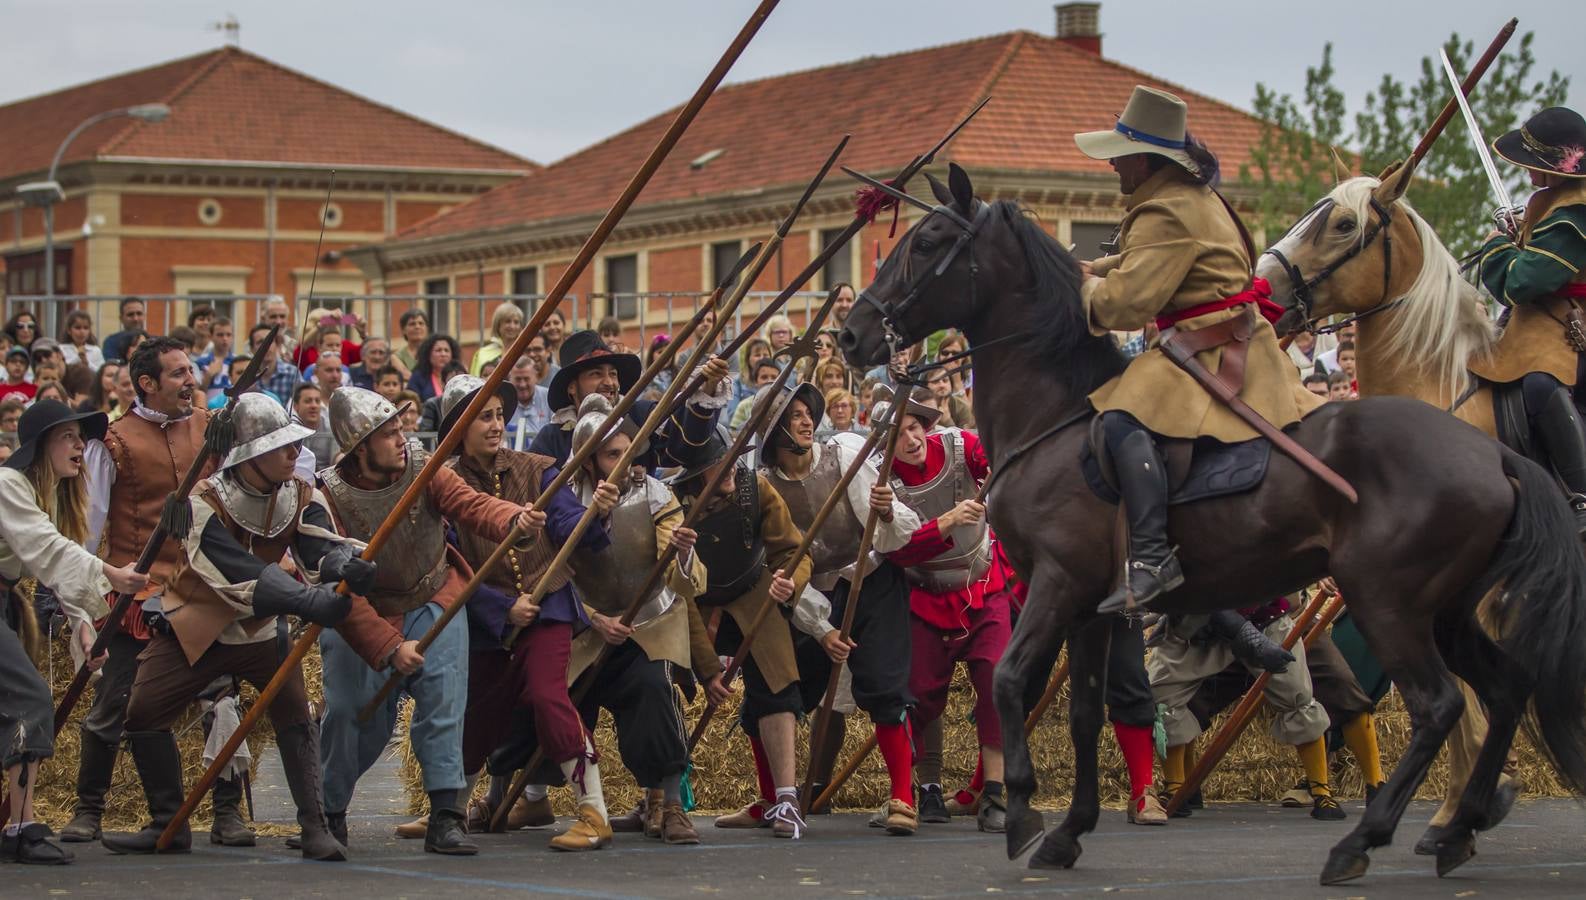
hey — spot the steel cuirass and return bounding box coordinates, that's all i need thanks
[891,430,990,592]
[763,441,862,578]
[319,441,448,617]
[572,476,665,622]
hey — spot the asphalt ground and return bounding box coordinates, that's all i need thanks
[8,798,1584,899]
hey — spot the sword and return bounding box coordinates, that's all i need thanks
[1439,48,1521,237]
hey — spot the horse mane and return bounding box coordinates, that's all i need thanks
[996,200,1127,396]
[1330,177,1495,398]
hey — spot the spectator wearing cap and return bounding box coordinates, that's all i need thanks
[100,297,147,364]
[2,348,37,405]
[30,339,65,386]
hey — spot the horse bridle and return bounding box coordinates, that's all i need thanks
[1262,195,1403,335]
[846,168,992,348]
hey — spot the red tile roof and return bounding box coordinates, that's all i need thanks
[394,31,1269,243]
[0,46,533,181]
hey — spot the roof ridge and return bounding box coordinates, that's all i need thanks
[99,46,236,157]
[0,47,222,112]
[216,47,536,168]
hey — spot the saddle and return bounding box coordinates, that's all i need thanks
[1082,418,1271,507]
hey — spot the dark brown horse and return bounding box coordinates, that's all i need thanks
[839,164,1586,885]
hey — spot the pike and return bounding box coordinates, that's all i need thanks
[1439,47,1520,235]
[351,248,755,722]
[486,136,847,831]
[799,358,917,811]
[1408,19,1518,171]
[1162,589,1345,817]
[158,0,784,849]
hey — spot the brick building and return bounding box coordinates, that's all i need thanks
[348,5,1271,348]
[1,45,533,336]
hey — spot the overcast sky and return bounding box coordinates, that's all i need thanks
[1,0,1576,165]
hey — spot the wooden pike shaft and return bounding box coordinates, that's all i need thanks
[156,0,783,850]
[1408,19,1517,170]
[812,656,1066,813]
[798,376,915,810]
[1162,590,1343,817]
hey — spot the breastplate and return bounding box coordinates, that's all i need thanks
[572,477,662,620]
[693,467,765,606]
[891,431,990,592]
[319,442,448,617]
[763,442,862,577]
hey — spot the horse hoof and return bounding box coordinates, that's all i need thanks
[1005,809,1045,861]
[1435,835,1477,877]
[1029,831,1081,870]
[1480,779,1519,832]
[1319,847,1370,885]
[1414,823,1448,856]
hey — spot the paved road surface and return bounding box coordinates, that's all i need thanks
[12,799,1583,898]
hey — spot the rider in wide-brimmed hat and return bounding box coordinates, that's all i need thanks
[1073,85,1321,616]
[1472,105,1586,529]
[530,329,731,473]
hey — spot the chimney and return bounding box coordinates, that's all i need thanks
[1055,2,1102,55]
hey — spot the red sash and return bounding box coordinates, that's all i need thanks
[1154,277,1284,331]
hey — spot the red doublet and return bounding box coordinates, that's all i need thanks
[886,430,1016,631]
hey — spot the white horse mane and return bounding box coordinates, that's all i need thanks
[1329,176,1495,399]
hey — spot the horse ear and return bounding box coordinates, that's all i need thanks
[1372,158,1416,204]
[925,172,955,208]
[1329,146,1349,186]
[948,163,974,213]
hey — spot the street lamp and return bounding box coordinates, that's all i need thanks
[14,102,170,300]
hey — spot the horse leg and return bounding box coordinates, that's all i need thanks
[1422,619,1531,876]
[994,571,1072,860]
[1320,601,1466,886]
[1030,614,1109,870]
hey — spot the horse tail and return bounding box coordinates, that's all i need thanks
[1485,447,1586,793]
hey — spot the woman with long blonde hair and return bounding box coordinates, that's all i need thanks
[1,401,148,864]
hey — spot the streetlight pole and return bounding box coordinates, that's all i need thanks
[19,103,170,306]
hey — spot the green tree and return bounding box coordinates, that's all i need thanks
[1240,31,1569,256]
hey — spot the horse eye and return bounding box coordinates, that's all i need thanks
[914,237,935,252]
[1334,218,1355,233]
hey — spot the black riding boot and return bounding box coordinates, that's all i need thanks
[60,730,116,842]
[101,731,191,854]
[209,775,255,846]
[1203,610,1293,673]
[1533,387,1586,532]
[1097,429,1183,615]
[276,722,347,861]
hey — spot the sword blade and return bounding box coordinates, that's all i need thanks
[1439,48,1512,209]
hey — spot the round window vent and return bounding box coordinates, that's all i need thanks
[198,199,223,226]
[321,202,343,229]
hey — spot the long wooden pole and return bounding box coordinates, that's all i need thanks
[1407,19,1517,171]
[157,1,783,850]
[1162,590,1343,817]
[797,375,916,810]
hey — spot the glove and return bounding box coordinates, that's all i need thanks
[253,565,351,627]
[320,543,377,596]
[1492,205,1523,240]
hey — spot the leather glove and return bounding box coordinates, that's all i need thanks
[320,543,377,596]
[253,565,351,627]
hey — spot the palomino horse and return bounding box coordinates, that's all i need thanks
[1257,169,1529,854]
[839,164,1586,886]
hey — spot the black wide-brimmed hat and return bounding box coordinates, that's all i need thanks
[547,330,642,411]
[1494,107,1586,179]
[6,400,108,471]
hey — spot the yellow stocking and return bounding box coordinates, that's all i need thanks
[1163,743,1187,792]
[1341,713,1385,786]
[1296,737,1331,797]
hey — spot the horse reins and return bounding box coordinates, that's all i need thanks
[1262,195,1405,334]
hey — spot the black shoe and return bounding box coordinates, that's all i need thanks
[1533,386,1586,533]
[3,823,74,865]
[977,783,1007,833]
[1097,429,1184,615]
[1364,781,1385,805]
[1159,788,1194,818]
[60,731,117,843]
[1310,793,1347,821]
[805,783,832,816]
[1204,610,1293,673]
[327,812,348,848]
[424,809,477,856]
[917,785,950,824]
[209,777,256,847]
[101,731,191,854]
[1185,788,1205,810]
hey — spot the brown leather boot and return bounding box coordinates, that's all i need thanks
[644,796,665,838]
[713,800,770,829]
[548,803,611,852]
[610,796,649,834]
[882,799,918,836]
[1128,792,1168,826]
[508,795,555,829]
[660,803,699,845]
[393,815,428,839]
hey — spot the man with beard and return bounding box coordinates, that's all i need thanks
[670,428,812,838]
[420,376,619,852]
[530,330,729,471]
[317,387,538,856]
[101,393,365,860]
[751,382,922,835]
[66,338,252,846]
[564,393,718,845]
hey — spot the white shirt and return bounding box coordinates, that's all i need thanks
[0,467,113,645]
